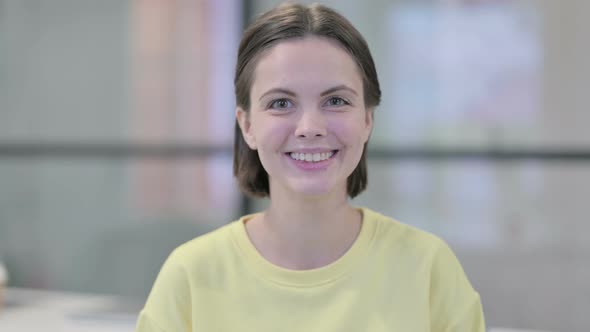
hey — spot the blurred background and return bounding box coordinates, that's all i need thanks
[0,0,588,331]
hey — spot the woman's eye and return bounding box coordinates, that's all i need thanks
[326,97,348,107]
[269,99,293,109]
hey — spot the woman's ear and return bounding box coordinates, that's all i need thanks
[236,107,257,150]
[363,108,374,143]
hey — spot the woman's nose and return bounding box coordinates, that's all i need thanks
[294,109,327,138]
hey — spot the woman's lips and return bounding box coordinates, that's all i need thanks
[285,150,338,171]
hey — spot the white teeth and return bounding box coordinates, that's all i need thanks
[289,151,334,162]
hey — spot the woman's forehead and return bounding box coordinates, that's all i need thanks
[250,36,363,97]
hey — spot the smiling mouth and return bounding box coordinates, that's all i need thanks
[286,150,339,163]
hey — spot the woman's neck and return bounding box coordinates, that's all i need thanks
[244,190,362,270]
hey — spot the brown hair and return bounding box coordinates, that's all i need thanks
[233,2,381,198]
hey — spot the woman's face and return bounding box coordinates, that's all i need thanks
[237,36,373,198]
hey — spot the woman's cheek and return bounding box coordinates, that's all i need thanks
[330,122,362,144]
[261,121,292,146]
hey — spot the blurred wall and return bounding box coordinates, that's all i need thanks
[541,0,590,147]
[0,0,239,296]
[0,0,133,291]
[0,0,130,142]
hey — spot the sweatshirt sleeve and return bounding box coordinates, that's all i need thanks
[135,249,192,332]
[136,310,167,332]
[429,239,486,332]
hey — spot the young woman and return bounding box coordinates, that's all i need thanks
[136,3,485,331]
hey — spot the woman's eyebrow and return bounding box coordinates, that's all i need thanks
[259,88,296,101]
[258,85,358,101]
[320,85,358,97]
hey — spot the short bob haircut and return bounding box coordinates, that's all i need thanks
[233,3,381,198]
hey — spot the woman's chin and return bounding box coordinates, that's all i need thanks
[285,180,340,198]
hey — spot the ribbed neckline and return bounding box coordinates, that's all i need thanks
[229,207,378,288]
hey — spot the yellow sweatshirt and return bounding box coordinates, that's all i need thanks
[136,207,485,331]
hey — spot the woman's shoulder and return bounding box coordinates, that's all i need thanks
[170,221,239,262]
[361,207,468,280]
[361,207,448,255]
